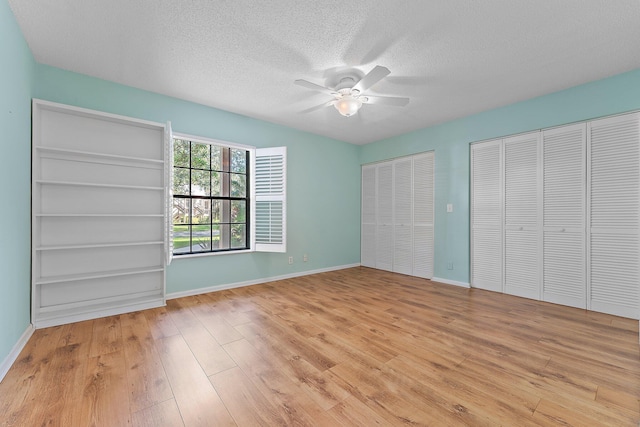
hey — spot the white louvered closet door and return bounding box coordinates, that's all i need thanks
[542,123,586,309]
[504,133,540,299]
[588,113,639,319]
[393,158,413,275]
[361,165,377,268]
[413,152,434,279]
[471,140,503,292]
[376,162,394,271]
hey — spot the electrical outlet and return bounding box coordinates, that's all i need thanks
[447,262,454,270]
[288,256,293,265]
[303,254,308,262]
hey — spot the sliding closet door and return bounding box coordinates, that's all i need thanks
[413,152,435,279]
[588,113,639,319]
[470,114,638,319]
[393,158,413,275]
[361,164,377,268]
[376,162,394,271]
[503,132,540,299]
[542,123,586,309]
[361,152,435,278]
[471,139,503,292]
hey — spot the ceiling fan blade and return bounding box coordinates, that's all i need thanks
[352,65,390,93]
[294,79,336,95]
[362,95,410,107]
[299,100,334,114]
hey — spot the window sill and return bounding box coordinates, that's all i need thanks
[172,248,254,259]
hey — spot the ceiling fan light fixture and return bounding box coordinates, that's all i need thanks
[334,95,362,117]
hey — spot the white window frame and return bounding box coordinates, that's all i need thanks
[167,132,286,260]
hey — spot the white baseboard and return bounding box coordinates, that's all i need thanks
[166,263,361,300]
[431,277,470,288]
[0,323,34,383]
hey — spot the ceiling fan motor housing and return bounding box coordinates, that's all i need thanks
[334,76,359,92]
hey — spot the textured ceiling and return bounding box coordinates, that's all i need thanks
[8,0,640,144]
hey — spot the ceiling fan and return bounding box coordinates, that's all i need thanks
[295,66,410,117]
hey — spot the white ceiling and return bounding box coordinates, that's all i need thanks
[8,1,640,145]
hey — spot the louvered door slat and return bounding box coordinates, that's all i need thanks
[393,159,412,274]
[543,232,585,306]
[591,235,638,317]
[542,124,586,308]
[376,163,393,271]
[393,159,412,225]
[472,142,502,229]
[505,230,538,298]
[471,140,502,292]
[394,225,412,275]
[472,229,503,291]
[413,225,433,279]
[590,115,639,229]
[362,166,376,224]
[505,133,538,228]
[413,152,434,278]
[543,126,585,228]
[361,165,376,267]
[377,163,393,224]
[504,133,539,299]
[361,224,376,268]
[589,113,639,319]
[376,224,393,271]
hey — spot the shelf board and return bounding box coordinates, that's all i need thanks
[38,289,163,314]
[36,241,164,251]
[35,146,164,165]
[36,213,165,218]
[35,266,164,285]
[34,293,165,328]
[36,179,164,191]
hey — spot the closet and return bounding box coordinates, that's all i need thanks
[542,124,586,308]
[361,152,434,279]
[470,140,502,292]
[471,112,639,319]
[504,132,540,300]
[588,114,639,319]
[32,100,170,328]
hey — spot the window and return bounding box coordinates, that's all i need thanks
[168,134,287,259]
[172,138,250,255]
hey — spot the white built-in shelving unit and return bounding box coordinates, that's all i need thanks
[32,99,169,328]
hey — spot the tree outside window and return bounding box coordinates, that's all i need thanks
[172,139,249,255]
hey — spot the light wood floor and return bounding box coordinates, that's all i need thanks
[1,267,639,426]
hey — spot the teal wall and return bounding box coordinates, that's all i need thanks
[0,0,35,366]
[360,67,640,283]
[34,65,362,295]
[4,0,640,373]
